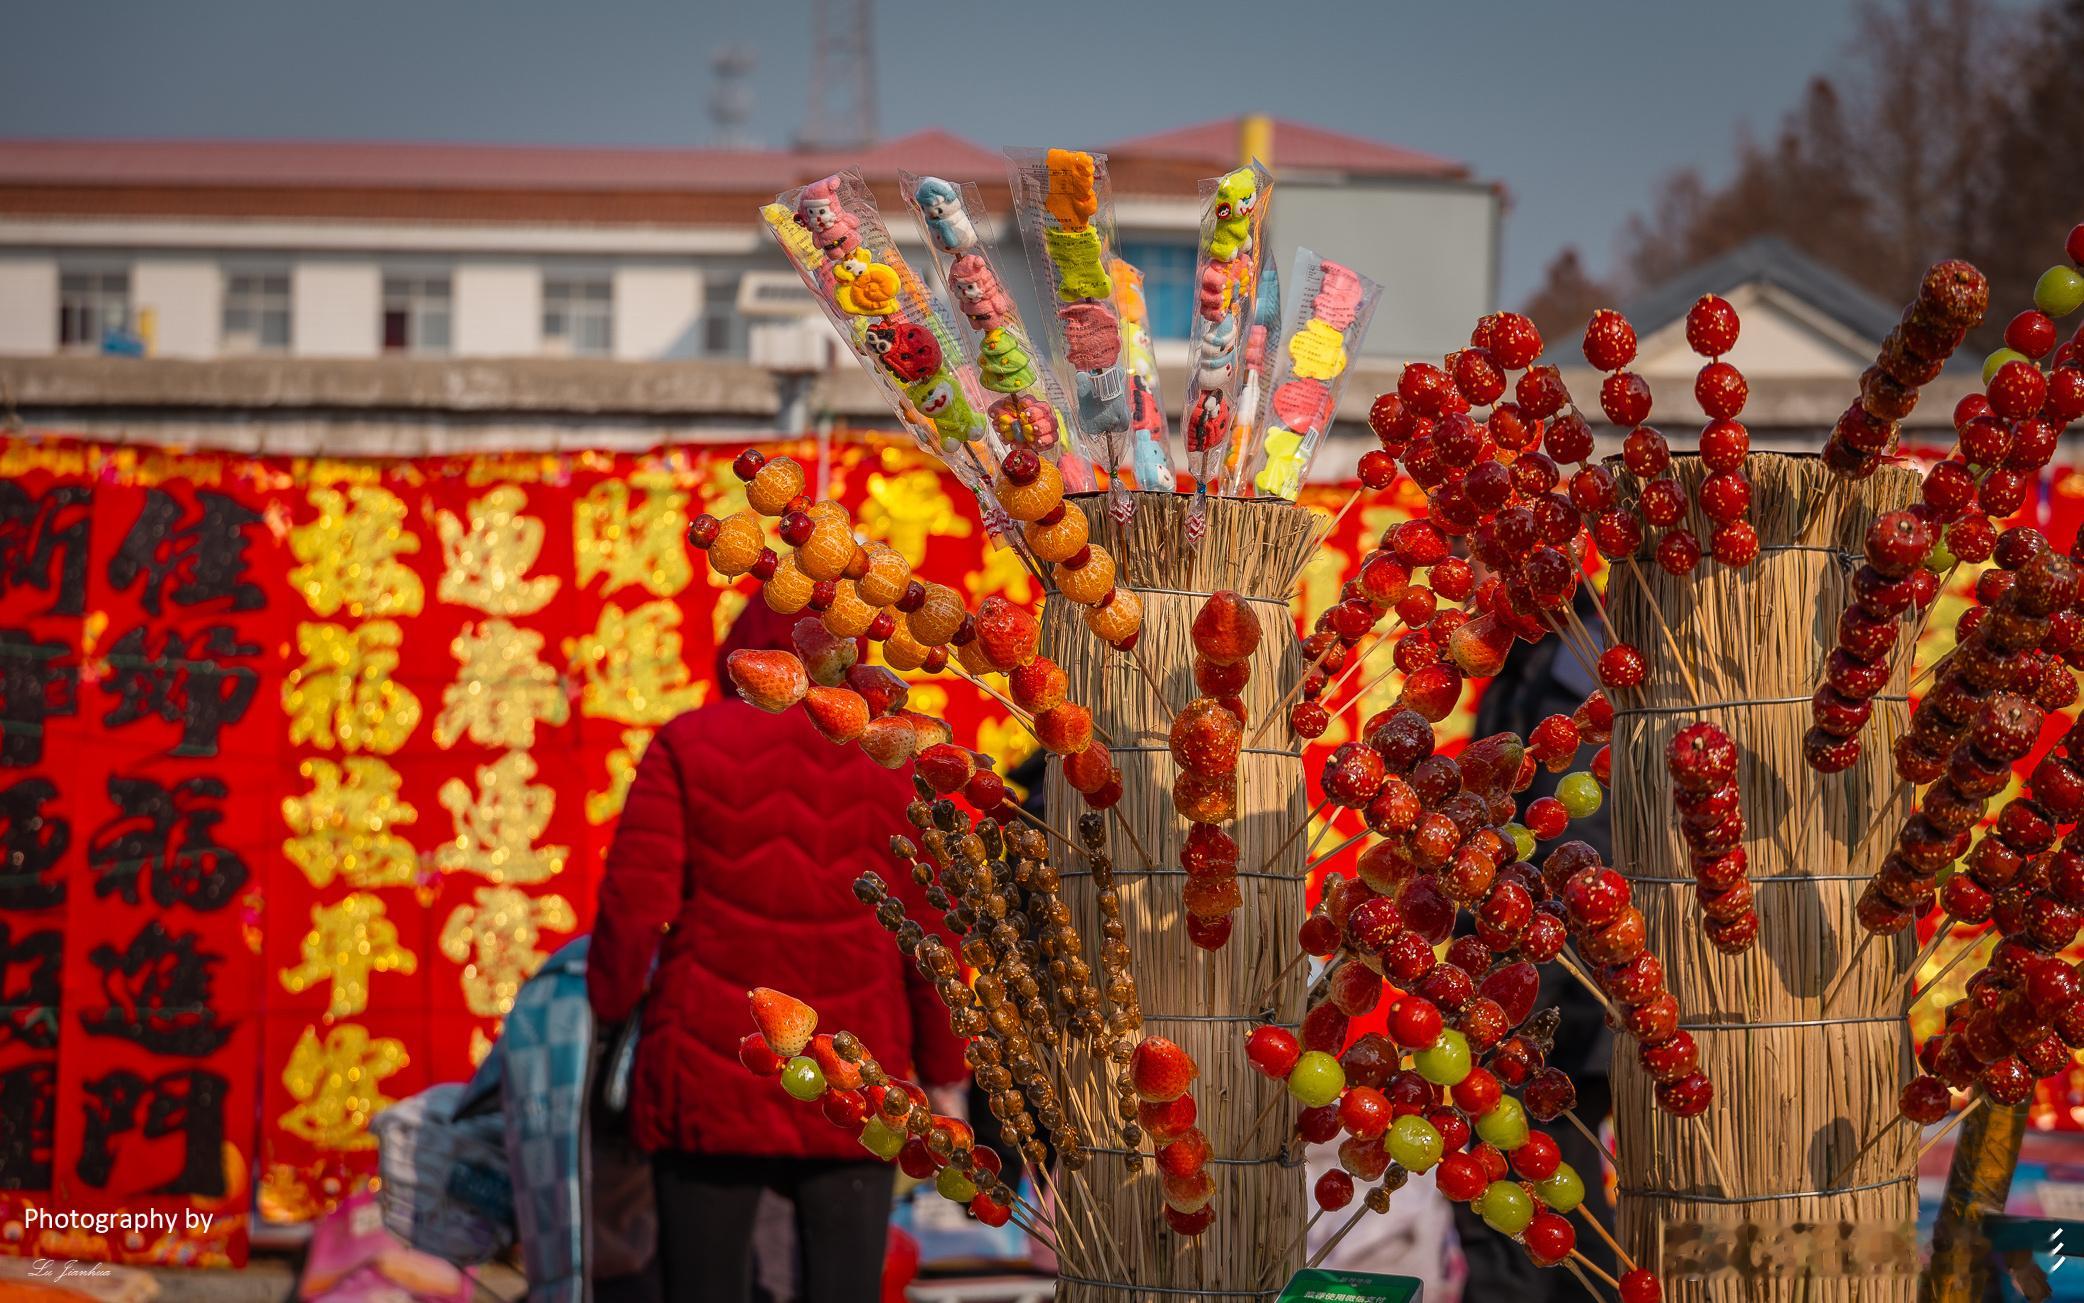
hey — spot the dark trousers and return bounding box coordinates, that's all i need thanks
[652,1151,894,1303]
[1453,1075,1618,1296]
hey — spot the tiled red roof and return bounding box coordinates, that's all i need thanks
[1104,117,1467,179]
[0,128,1006,193]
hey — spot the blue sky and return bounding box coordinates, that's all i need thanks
[2,1,1890,303]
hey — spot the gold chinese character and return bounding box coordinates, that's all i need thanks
[438,885,578,1019]
[282,757,420,891]
[586,727,654,825]
[436,485,559,615]
[283,621,424,753]
[433,618,571,750]
[435,750,570,884]
[565,599,705,725]
[966,538,1035,607]
[289,485,425,618]
[279,893,419,1018]
[278,1023,410,1151]
[860,467,969,568]
[575,476,692,598]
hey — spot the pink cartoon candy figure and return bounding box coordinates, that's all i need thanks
[1313,262,1365,330]
[949,254,1013,330]
[795,177,859,256]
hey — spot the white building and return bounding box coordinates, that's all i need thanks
[0,127,1960,470]
[0,121,1510,465]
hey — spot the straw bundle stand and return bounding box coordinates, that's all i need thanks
[1606,454,1920,1301]
[1041,493,1322,1301]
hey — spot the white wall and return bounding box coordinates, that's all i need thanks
[292,260,380,357]
[0,258,57,355]
[133,258,220,359]
[1274,180,1500,360]
[455,262,540,356]
[614,265,702,361]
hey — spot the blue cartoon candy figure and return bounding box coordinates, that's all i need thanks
[913,177,977,253]
[1075,368,1130,439]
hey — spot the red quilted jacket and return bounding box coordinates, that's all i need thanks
[587,602,968,1157]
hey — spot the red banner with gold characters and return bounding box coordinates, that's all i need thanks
[0,431,1126,1266]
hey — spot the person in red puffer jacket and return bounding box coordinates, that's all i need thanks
[588,600,967,1303]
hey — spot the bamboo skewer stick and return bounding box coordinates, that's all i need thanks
[1251,642,1341,748]
[1256,798,1330,877]
[1826,1113,1910,1190]
[1258,1207,1328,1289]
[1820,930,1880,1014]
[1620,555,1705,703]
[1004,798,1082,856]
[1574,1204,1638,1273]
[1907,935,1982,1008]
[1316,488,1363,549]
[1304,1201,1372,1270]
[1571,1251,1623,1291]
[1110,808,1155,873]
[1563,1258,1608,1301]
[1888,922,1959,1006]
[1562,1108,1608,1161]
[1690,1112,1737,1196]
[947,661,1117,747]
[1304,829,1369,876]
[1243,1081,1292,1143]
[1126,639,1177,717]
[1916,1096,1983,1163]
[1251,950,1311,1013]
[1554,949,1622,1023]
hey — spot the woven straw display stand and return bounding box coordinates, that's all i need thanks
[1041,493,1321,1302]
[1607,455,1920,1300]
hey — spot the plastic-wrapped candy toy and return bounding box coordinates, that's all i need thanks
[912,176,977,253]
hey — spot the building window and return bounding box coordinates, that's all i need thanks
[701,277,742,357]
[542,276,612,357]
[1116,241,1197,341]
[382,274,452,354]
[57,269,131,353]
[222,270,291,354]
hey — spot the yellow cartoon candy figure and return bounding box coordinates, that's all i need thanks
[1046,227,1112,303]
[1288,318,1349,381]
[1254,426,1308,500]
[1207,168,1258,262]
[832,247,902,316]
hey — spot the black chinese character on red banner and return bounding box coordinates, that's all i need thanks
[80,920,231,1057]
[0,777,67,910]
[0,482,90,618]
[88,775,249,912]
[100,625,259,758]
[0,628,77,768]
[0,1062,55,1189]
[106,489,264,617]
[76,1067,227,1197]
[0,920,60,1052]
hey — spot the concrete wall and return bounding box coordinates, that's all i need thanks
[1272,179,1500,360]
[614,264,702,360]
[0,258,56,355]
[454,261,540,356]
[134,257,220,359]
[292,260,380,357]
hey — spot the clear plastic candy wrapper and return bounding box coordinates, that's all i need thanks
[1006,147,1172,520]
[902,172,1095,493]
[1178,160,1273,542]
[1229,249,1383,500]
[761,170,1013,535]
[1111,255,1171,483]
